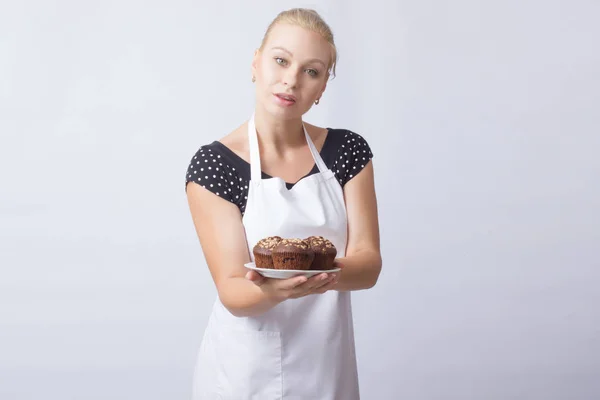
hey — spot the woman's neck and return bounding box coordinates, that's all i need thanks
[252,106,306,154]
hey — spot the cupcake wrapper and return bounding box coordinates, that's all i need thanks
[253,251,275,269]
[310,252,337,270]
[272,251,314,270]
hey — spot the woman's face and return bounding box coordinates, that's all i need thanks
[252,23,331,120]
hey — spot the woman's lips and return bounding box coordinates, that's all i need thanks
[274,93,297,106]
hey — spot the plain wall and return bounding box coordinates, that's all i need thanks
[1,1,599,399]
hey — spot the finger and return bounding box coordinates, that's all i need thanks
[313,274,338,291]
[310,273,334,290]
[290,274,330,298]
[245,270,266,286]
[278,275,308,291]
[328,272,339,282]
[245,270,258,280]
[294,273,328,292]
[313,279,338,294]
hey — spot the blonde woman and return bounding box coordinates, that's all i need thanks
[185,8,382,399]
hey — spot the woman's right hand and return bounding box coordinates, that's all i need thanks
[245,269,340,303]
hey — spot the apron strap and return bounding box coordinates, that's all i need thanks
[248,113,263,182]
[304,127,328,173]
[247,113,329,182]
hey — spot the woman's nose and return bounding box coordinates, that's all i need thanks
[282,69,299,87]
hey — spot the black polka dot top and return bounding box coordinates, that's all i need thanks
[185,129,373,215]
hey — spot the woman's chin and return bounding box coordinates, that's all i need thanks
[261,103,303,120]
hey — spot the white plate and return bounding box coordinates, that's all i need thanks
[244,262,340,279]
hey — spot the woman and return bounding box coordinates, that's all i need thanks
[185,8,382,399]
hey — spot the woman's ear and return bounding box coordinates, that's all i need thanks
[251,49,260,80]
[318,80,328,99]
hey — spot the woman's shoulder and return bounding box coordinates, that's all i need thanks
[187,124,249,169]
[325,127,371,145]
[216,123,249,158]
[322,125,373,158]
[184,125,251,208]
[321,127,374,187]
[303,121,372,152]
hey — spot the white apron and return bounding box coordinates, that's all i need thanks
[192,114,359,400]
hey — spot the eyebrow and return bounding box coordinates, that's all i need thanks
[270,46,327,68]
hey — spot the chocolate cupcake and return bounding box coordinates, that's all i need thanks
[252,236,282,269]
[305,236,337,270]
[272,238,315,270]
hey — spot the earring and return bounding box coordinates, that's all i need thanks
[314,98,320,105]
[252,76,256,83]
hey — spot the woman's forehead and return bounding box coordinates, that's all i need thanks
[264,24,330,61]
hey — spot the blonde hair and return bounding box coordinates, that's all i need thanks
[259,8,338,79]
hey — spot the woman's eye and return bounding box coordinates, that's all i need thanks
[306,69,318,77]
[275,57,287,65]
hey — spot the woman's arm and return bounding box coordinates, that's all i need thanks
[187,182,279,316]
[334,161,382,291]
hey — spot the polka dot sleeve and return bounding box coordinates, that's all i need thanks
[332,130,374,187]
[185,146,234,204]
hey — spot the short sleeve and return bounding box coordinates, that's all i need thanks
[185,146,235,204]
[332,131,374,187]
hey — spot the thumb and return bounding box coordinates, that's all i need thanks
[245,270,266,286]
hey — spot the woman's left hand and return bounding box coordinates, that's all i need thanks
[309,261,343,294]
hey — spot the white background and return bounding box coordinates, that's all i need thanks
[1,1,599,399]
